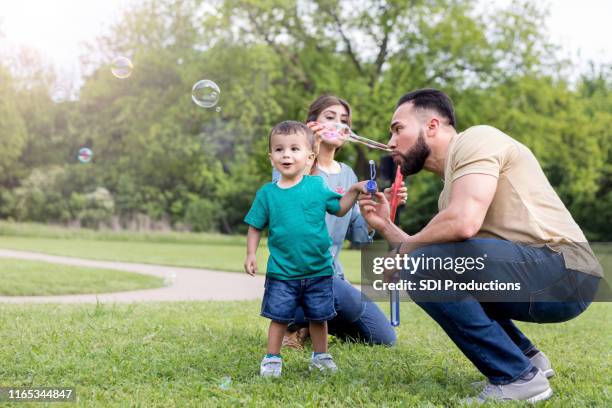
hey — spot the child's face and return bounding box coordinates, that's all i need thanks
[269,132,315,179]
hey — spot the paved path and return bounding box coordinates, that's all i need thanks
[0,249,265,303]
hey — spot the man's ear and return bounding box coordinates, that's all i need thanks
[426,117,440,137]
[268,152,274,166]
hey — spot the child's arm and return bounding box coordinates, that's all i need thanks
[244,226,261,276]
[336,181,368,217]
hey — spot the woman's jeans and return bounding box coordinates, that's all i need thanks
[403,238,600,385]
[289,275,396,346]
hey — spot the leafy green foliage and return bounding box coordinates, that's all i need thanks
[0,0,610,239]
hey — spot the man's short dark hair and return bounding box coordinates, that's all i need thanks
[396,89,456,128]
[268,120,315,152]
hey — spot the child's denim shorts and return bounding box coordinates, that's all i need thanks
[261,275,336,323]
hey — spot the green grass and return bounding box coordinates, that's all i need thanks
[0,259,163,296]
[0,301,609,407]
[1,222,610,285]
[0,222,364,282]
[0,221,247,245]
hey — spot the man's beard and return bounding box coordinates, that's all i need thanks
[396,130,431,176]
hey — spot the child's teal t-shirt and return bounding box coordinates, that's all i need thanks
[244,175,342,280]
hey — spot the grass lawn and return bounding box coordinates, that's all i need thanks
[0,259,163,296]
[0,222,363,282]
[1,222,611,285]
[0,301,609,407]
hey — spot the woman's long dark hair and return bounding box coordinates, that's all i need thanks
[306,95,353,127]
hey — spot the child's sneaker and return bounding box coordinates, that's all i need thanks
[260,355,282,377]
[309,353,338,373]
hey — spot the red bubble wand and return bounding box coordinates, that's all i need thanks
[389,166,404,327]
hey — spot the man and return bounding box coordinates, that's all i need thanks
[359,89,602,403]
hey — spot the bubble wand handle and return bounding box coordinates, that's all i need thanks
[366,160,378,194]
[390,167,403,221]
[390,166,404,327]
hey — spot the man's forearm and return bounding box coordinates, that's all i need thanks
[394,208,472,254]
[379,220,411,244]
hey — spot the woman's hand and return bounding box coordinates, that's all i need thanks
[306,121,324,157]
[383,181,408,208]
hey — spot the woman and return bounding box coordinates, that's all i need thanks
[273,95,407,347]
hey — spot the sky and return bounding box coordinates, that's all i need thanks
[0,0,610,83]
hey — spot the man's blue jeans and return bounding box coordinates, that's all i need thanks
[403,238,600,385]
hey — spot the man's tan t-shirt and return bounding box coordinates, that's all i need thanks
[438,125,602,277]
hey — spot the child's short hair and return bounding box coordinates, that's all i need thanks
[268,121,315,152]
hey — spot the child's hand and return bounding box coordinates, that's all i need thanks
[244,254,258,276]
[351,180,370,194]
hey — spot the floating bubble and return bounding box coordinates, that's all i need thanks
[163,272,176,287]
[321,122,349,140]
[191,79,220,108]
[51,86,69,103]
[111,56,133,79]
[77,147,93,164]
[219,376,232,390]
[215,106,222,112]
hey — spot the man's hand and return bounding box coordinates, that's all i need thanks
[359,191,391,231]
[244,254,258,276]
[383,181,408,208]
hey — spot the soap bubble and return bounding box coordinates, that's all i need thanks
[51,86,69,103]
[111,56,133,79]
[163,272,176,287]
[77,147,93,164]
[219,376,232,390]
[321,123,349,140]
[215,106,222,112]
[191,79,220,108]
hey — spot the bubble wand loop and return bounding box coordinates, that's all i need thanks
[322,123,392,152]
[389,166,404,327]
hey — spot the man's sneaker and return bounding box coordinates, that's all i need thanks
[309,353,338,373]
[463,369,552,404]
[260,355,282,377]
[530,351,554,378]
[471,351,554,390]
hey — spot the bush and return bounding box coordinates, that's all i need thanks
[0,187,16,219]
[13,167,71,222]
[184,197,220,232]
[76,188,115,228]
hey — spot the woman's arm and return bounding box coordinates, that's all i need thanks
[346,204,375,245]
